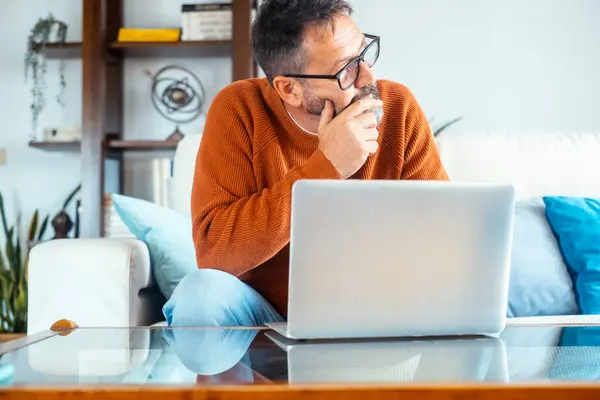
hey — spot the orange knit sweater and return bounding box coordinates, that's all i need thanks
[191,78,448,317]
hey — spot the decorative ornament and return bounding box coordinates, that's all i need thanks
[145,65,205,141]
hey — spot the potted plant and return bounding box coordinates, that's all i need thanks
[0,184,81,339]
[24,14,68,140]
[0,194,47,338]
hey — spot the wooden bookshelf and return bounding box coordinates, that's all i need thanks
[28,0,256,237]
[32,42,82,59]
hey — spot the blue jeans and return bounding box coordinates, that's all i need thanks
[162,269,285,327]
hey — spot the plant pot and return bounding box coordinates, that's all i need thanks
[0,333,26,343]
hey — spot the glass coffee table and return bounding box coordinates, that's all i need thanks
[1,318,600,399]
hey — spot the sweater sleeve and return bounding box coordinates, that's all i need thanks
[401,89,449,181]
[190,87,341,277]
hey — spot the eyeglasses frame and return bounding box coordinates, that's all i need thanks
[282,33,380,90]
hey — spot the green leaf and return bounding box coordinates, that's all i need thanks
[28,210,39,243]
[432,116,463,137]
[0,249,5,272]
[63,184,81,210]
[9,283,16,313]
[14,288,25,320]
[5,228,14,267]
[0,274,8,297]
[4,230,16,284]
[1,278,13,321]
[23,259,29,290]
[0,261,12,284]
[0,193,9,239]
[6,230,20,276]
[38,215,49,241]
[14,236,22,286]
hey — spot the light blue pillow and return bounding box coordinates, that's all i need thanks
[543,196,600,314]
[111,194,197,300]
[507,197,579,317]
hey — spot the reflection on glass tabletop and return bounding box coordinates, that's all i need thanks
[1,323,600,388]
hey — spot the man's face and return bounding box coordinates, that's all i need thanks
[299,15,382,123]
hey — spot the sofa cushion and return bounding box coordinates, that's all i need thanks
[111,194,197,300]
[436,131,600,200]
[543,196,600,314]
[172,134,203,214]
[507,197,579,317]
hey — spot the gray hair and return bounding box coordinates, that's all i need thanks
[251,0,354,85]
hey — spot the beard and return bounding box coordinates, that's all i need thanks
[302,82,384,126]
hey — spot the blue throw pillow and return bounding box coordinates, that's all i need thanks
[543,196,600,314]
[507,197,579,317]
[111,194,197,300]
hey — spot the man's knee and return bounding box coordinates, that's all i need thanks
[163,269,243,327]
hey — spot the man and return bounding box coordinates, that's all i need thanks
[163,0,448,327]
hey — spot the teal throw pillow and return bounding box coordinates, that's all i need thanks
[111,194,197,299]
[543,196,600,314]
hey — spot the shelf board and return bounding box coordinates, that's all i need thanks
[28,39,231,59]
[29,140,80,151]
[29,139,178,153]
[108,40,231,58]
[31,42,82,59]
[106,140,179,151]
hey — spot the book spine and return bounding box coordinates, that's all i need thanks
[182,3,232,12]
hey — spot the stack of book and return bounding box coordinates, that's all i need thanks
[103,194,135,239]
[181,3,233,41]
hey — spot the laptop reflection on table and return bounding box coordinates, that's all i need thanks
[266,331,509,384]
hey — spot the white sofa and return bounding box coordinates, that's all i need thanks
[26,131,600,335]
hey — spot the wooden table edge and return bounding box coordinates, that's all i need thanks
[2,383,600,399]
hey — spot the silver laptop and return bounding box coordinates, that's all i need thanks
[266,180,516,340]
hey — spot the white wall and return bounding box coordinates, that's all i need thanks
[349,0,600,134]
[1,0,599,239]
[0,0,83,238]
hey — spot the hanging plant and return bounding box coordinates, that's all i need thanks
[24,14,68,140]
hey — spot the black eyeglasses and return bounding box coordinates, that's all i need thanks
[283,34,380,90]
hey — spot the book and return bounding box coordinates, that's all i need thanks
[117,28,181,42]
[181,3,232,41]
